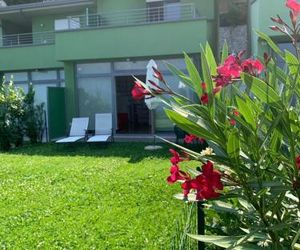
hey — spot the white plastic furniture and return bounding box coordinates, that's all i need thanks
[87,113,113,143]
[56,117,89,143]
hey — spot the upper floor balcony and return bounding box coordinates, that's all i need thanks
[0,3,201,48]
[0,31,55,47]
[57,3,200,31]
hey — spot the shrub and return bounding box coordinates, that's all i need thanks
[24,84,45,144]
[0,80,45,150]
[0,81,25,150]
[132,1,300,248]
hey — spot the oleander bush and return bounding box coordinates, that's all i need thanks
[132,1,300,248]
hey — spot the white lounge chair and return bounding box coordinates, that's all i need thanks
[87,113,113,143]
[56,117,89,143]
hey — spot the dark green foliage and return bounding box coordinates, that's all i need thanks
[23,84,45,144]
[0,81,45,150]
[0,82,25,150]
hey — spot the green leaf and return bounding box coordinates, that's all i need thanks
[188,234,242,248]
[294,243,300,250]
[285,50,299,76]
[236,96,256,130]
[227,129,240,161]
[205,42,217,76]
[165,109,225,147]
[165,63,195,90]
[187,234,262,249]
[184,53,202,97]
[221,41,229,64]
[241,73,282,109]
[256,31,284,59]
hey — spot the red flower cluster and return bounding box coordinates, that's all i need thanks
[184,134,205,144]
[213,53,265,93]
[296,155,300,170]
[182,161,223,200]
[131,81,151,100]
[286,0,300,18]
[200,82,209,105]
[167,150,223,201]
[169,149,185,165]
[229,109,239,126]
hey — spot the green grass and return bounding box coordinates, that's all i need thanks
[0,143,184,250]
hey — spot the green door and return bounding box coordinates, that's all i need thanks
[47,87,66,140]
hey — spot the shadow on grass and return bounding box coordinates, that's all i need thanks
[4,142,173,163]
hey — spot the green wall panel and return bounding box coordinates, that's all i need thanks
[48,87,66,140]
[250,0,290,56]
[55,20,209,61]
[97,0,145,12]
[64,62,77,127]
[0,45,62,71]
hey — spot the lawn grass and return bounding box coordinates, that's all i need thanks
[0,142,184,249]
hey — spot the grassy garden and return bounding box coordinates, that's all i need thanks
[0,143,184,249]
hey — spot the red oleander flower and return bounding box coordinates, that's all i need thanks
[218,55,243,79]
[233,109,240,117]
[213,86,222,94]
[214,54,243,87]
[201,82,207,90]
[286,0,300,18]
[181,161,223,200]
[199,138,206,144]
[230,119,236,126]
[152,67,164,82]
[296,155,300,170]
[241,58,265,76]
[167,165,190,184]
[201,93,209,105]
[131,81,150,100]
[184,134,205,144]
[169,149,183,165]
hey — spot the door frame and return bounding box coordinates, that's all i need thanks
[114,74,154,135]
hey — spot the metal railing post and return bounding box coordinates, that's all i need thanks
[67,16,71,29]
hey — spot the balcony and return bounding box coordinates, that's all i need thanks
[0,31,55,48]
[57,3,199,31]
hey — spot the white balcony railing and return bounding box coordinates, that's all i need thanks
[61,3,199,31]
[0,31,55,48]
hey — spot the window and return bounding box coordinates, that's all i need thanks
[147,0,181,22]
[164,0,181,21]
[147,1,164,22]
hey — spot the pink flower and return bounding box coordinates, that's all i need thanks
[233,109,240,117]
[184,134,205,144]
[152,67,164,82]
[201,82,207,90]
[169,149,183,165]
[167,165,190,184]
[241,58,265,76]
[217,55,243,79]
[181,161,223,200]
[286,0,300,18]
[131,81,150,100]
[213,86,222,94]
[230,119,236,126]
[201,93,209,105]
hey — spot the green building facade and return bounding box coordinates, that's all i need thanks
[250,0,293,58]
[0,0,218,139]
